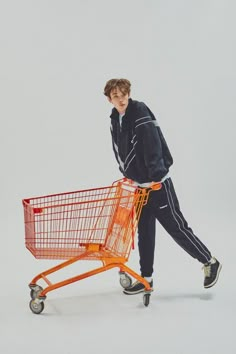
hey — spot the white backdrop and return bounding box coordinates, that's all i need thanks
[0,1,235,353]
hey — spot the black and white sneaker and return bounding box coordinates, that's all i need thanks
[123,280,153,295]
[203,257,222,288]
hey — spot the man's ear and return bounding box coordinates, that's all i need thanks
[107,96,112,103]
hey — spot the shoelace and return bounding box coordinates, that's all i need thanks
[132,281,141,286]
[203,264,211,277]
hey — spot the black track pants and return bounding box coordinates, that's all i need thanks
[138,178,212,277]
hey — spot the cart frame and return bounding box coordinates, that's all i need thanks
[23,179,161,313]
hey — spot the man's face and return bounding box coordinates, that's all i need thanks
[108,87,130,113]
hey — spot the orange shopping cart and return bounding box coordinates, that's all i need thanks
[23,179,161,314]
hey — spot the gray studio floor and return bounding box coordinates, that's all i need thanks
[1,1,235,353]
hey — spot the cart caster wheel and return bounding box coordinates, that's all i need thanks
[29,299,45,314]
[143,293,151,307]
[119,272,132,288]
[30,285,43,300]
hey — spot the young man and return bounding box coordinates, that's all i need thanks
[104,78,222,295]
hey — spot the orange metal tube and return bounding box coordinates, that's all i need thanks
[30,259,152,299]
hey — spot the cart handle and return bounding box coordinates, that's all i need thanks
[112,178,162,191]
[149,182,162,191]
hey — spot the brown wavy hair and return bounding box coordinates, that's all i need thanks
[103,78,131,98]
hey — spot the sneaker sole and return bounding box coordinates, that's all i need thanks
[123,288,154,295]
[204,264,222,288]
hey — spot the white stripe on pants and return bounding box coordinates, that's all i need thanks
[137,178,211,277]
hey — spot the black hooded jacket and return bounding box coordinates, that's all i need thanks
[110,98,173,184]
